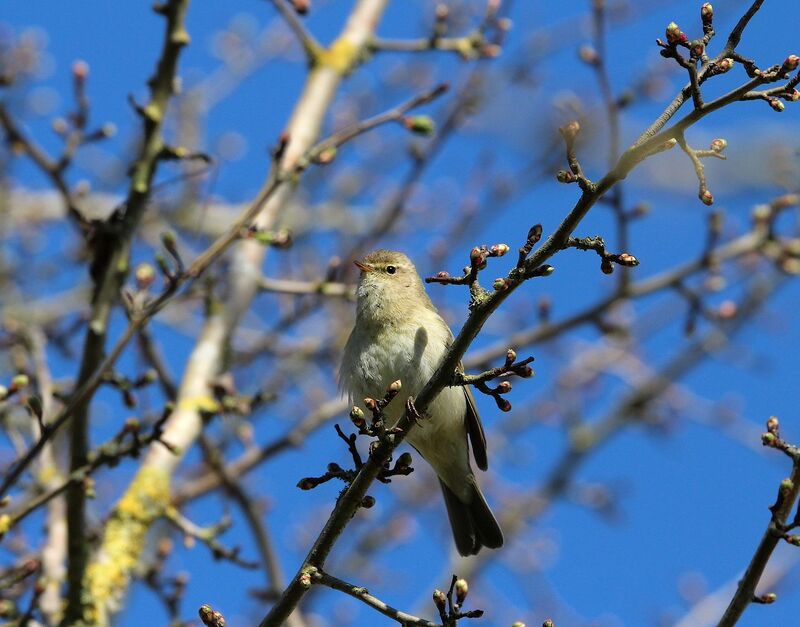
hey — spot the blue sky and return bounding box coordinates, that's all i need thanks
[3,1,800,626]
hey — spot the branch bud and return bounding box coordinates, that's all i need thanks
[710,138,727,153]
[291,0,310,14]
[560,120,581,142]
[579,45,600,65]
[782,55,799,72]
[715,57,734,73]
[135,263,156,289]
[615,253,639,267]
[490,243,510,257]
[506,348,517,365]
[455,578,469,604]
[769,98,786,113]
[496,381,512,394]
[404,115,436,136]
[350,406,365,428]
[690,40,704,59]
[432,589,447,612]
[701,3,713,24]
[556,170,575,183]
[313,146,337,165]
[72,59,89,81]
[493,277,508,291]
[665,22,686,45]
[361,495,376,508]
[767,416,779,432]
[364,397,378,412]
[700,190,714,206]
[10,374,29,391]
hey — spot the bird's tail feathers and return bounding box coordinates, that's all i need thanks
[440,478,503,556]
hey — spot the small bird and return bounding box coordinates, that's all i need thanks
[339,250,503,556]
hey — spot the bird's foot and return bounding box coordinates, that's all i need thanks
[406,397,424,425]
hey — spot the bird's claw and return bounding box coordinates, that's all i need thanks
[406,397,424,425]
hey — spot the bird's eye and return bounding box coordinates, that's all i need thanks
[386,265,396,274]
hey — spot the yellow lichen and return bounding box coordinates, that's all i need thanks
[178,395,221,414]
[83,466,170,625]
[318,37,359,74]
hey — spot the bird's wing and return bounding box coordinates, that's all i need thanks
[460,364,488,471]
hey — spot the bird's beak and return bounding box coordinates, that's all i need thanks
[354,260,372,273]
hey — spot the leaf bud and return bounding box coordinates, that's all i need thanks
[701,3,713,23]
[72,59,89,81]
[710,138,727,153]
[496,381,512,394]
[579,44,599,65]
[556,169,575,183]
[135,263,156,289]
[493,277,508,291]
[665,22,686,45]
[560,120,581,141]
[432,589,447,612]
[455,578,469,604]
[11,374,29,390]
[350,406,366,428]
[700,190,714,206]
[769,98,786,112]
[616,253,639,267]
[715,57,734,73]
[404,115,436,136]
[490,243,510,257]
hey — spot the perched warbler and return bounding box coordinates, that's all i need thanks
[340,250,503,556]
